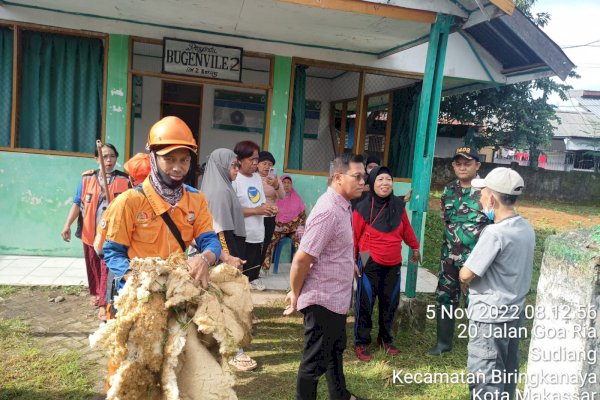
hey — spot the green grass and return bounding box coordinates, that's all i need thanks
[0,317,96,400]
[0,285,22,297]
[60,286,86,296]
[422,210,444,275]
[237,300,474,400]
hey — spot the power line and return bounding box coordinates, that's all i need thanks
[561,40,600,49]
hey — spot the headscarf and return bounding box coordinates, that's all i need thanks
[200,148,246,237]
[276,175,305,224]
[355,166,404,233]
[149,151,184,206]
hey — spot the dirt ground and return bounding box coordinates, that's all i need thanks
[516,203,600,231]
[0,288,287,399]
[427,196,600,231]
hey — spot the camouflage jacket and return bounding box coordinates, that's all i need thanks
[440,179,490,265]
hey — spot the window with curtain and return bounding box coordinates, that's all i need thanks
[0,27,12,147]
[17,31,104,153]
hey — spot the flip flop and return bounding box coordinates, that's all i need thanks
[228,353,257,372]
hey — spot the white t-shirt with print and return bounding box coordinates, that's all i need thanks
[232,172,266,244]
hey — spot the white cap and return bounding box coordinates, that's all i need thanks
[471,167,524,195]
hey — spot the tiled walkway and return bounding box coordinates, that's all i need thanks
[0,254,437,293]
[0,255,88,286]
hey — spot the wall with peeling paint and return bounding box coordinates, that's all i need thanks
[0,152,104,256]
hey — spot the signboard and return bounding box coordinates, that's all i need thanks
[162,38,243,82]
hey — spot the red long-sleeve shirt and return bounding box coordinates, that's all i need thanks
[352,208,420,266]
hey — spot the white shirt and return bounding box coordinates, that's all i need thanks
[232,172,266,244]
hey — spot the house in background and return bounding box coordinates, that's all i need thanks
[548,104,600,171]
[492,91,600,171]
[0,0,574,296]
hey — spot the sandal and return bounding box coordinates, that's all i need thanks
[228,352,257,372]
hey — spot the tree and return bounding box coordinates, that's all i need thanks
[439,0,577,169]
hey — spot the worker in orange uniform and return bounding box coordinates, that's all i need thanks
[124,152,151,187]
[101,116,221,291]
[61,143,130,321]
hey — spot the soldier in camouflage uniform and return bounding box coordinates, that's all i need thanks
[428,146,490,356]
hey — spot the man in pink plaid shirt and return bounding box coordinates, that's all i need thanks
[285,154,366,400]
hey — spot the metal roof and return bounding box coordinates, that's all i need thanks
[464,8,574,81]
[552,109,600,138]
[569,90,600,120]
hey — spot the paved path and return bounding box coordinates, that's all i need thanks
[0,254,438,293]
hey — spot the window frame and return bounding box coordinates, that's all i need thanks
[0,19,108,158]
[284,57,418,182]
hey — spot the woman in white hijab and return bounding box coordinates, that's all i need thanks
[201,148,246,269]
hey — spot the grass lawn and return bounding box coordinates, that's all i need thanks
[0,317,96,400]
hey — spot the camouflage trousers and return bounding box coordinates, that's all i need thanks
[435,257,469,307]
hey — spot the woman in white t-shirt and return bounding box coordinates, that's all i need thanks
[232,140,276,290]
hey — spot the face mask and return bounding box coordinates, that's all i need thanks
[483,200,495,221]
[157,166,185,189]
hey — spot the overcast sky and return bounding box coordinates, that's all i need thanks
[532,0,600,104]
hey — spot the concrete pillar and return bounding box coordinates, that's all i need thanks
[525,228,599,398]
[266,56,292,175]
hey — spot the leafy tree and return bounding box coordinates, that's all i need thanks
[439,0,578,169]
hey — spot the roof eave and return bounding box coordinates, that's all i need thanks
[495,9,575,81]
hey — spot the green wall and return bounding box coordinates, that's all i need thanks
[0,34,130,257]
[0,152,98,256]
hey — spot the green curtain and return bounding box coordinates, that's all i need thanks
[0,28,13,147]
[288,65,307,170]
[389,83,422,178]
[19,32,104,153]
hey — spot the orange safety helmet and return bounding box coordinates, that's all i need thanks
[124,153,151,186]
[147,116,198,155]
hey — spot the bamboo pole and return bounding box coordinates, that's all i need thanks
[96,140,112,204]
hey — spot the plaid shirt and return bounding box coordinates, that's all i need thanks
[297,187,354,315]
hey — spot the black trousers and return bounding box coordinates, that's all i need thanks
[243,242,262,282]
[262,216,276,263]
[354,258,401,345]
[296,305,351,400]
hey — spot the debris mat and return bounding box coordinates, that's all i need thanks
[90,253,253,400]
